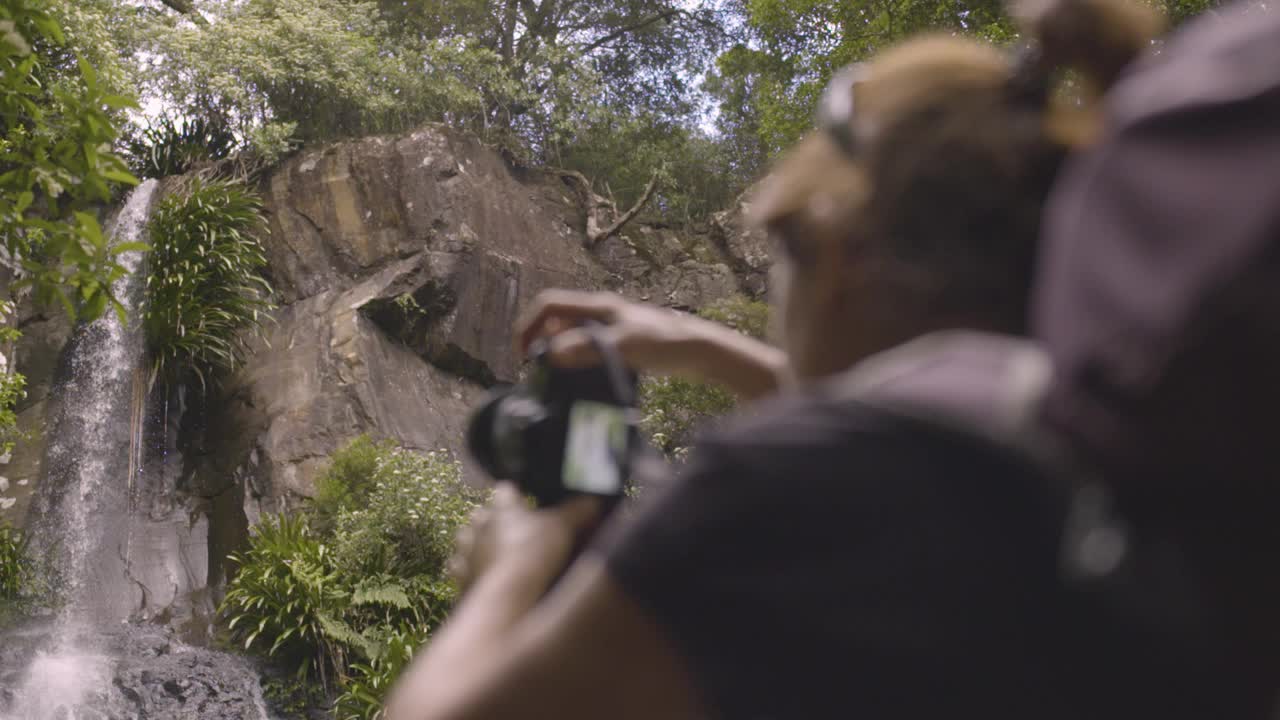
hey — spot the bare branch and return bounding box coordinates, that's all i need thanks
[158,0,208,26]
[589,173,660,246]
[577,9,683,55]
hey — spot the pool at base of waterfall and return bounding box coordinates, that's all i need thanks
[0,618,275,720]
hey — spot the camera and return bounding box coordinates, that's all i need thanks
[466,326,640,508]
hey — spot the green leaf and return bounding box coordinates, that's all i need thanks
[101,94,137,110]
[81,290,108,322]
[78,56,98,92]
[102,168,139,186]
[110,242,150,256]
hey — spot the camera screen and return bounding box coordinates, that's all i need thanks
[562,401,628,495]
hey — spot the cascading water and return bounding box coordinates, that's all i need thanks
[35,179,157,627]
[0,181,273,720]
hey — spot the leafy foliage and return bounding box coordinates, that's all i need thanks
[640,295,769,458]
[124,115,240,179]
[709,0,1224,171]
[334,625,430,720]
[221,514,345,684]
[115,0,736,218]
[143,177,273,389]
[221,437,485,718]
[0,0,140,321]
[0,522,31,603]
[0,301,26,456]
[697,293,770,338]
[326,444,483,579]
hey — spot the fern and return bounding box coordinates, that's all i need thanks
[351,580,413,610]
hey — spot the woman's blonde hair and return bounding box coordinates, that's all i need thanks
[751,0,1163,331]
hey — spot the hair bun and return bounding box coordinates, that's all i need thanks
[1010,0,1165,94]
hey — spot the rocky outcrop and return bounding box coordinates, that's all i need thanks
[712,196,773,298]
[200,124,759,519]
[3,123,772,626]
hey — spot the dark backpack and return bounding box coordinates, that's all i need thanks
[829,329,1257,717]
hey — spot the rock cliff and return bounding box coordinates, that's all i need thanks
[2,123,769,624]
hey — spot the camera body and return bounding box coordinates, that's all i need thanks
[466,336,639,507]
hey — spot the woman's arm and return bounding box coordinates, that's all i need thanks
[515,289,789,402]
[383,487,706,720]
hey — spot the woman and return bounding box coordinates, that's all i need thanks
[385,0,1164,718]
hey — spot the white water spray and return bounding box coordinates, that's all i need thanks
[1,180,158,720]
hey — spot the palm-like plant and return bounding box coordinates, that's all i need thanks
[125,115,240,179]
[222,513,349,689]
[144,177,274,390]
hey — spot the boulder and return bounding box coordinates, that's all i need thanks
[205,124,758,513]
[711,195,773,298]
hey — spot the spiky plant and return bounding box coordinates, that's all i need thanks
[125,115,240,179]
[144,177,274,389]
[0,522,31,603]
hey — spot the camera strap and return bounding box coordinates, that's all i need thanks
[581,322,638,409]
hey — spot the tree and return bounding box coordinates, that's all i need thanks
[1,0,140,321]
[709,0,1224,176]
[139,0,728,158]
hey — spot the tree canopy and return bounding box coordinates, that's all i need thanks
[1,0,139,321]
[0,0,1231,320]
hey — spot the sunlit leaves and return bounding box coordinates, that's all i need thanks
[0,0,139,322]
[220,437,484,717]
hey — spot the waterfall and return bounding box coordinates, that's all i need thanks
[0,181,273,720]
[35,179,157,621]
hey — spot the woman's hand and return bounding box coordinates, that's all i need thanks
[515,289,707,377]
[515,289,789,401]
[449,483,603,600]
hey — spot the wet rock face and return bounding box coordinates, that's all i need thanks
[106,628,271,720]
[0,621,272,720]
[0,304,73,528]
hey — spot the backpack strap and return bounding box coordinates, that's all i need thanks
[828,331,1132,585]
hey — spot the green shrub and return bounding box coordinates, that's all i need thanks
[640,377,736,458]
[221,437,485,717]
[124,115,240,179]
[0,522,31,603]
[221,514,346,685]
[334,624,429,720]
[144,177,274,389]
[312,434,387,535]
[640,295,770,459]
[0,300,27,456]
[696,294,770,340]
[326,445,481,579]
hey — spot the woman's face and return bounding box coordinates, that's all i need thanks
[767,225,853,381]
[766,209,925,382]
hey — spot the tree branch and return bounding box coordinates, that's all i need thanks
[158,0,208,26]
[577,9,683,55]
[589,173,660,246]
